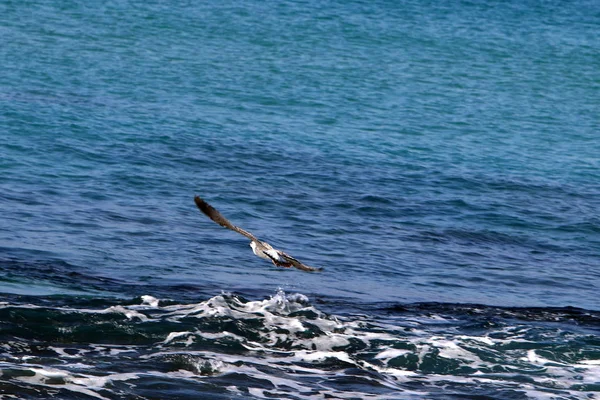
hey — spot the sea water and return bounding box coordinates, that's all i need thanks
[1,0,599,398]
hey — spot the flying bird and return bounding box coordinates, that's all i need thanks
[194,196,322,272]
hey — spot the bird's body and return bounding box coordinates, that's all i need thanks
[194,196,321,272]
[250,241,279,262]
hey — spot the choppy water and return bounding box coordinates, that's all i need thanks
[1,0,599,398]
[1,289,599,399]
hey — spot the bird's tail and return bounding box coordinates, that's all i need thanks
[281,253,322,272]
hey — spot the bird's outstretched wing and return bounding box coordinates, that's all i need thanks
[279,251,323,272]
[194,196,259,242]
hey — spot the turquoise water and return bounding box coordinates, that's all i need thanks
[1,0,599,398]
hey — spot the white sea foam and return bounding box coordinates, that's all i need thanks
[577,362,600,384]
[163,331,194,345]
[374,348,411,361]
[13,367,111,400]
[48,346,80,358]
[0,291,596,399]
[140,295,160,307]
[100,305,148,321]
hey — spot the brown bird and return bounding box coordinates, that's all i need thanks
[194,196,322,272]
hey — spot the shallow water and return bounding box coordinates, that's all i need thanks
[1,0,599,398]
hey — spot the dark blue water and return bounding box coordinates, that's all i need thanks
[1,0,599,398]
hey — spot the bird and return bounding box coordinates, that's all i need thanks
[194,195,322,272]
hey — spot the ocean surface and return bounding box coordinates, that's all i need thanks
[1,0,599,398]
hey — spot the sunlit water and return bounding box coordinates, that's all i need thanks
[1,0,599,398]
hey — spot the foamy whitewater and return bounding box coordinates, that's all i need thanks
[1,290,598,399]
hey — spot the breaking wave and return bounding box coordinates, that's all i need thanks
[0,290,598,399]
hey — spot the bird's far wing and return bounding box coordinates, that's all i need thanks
[194,196,259,241]
[280,251,322,272]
